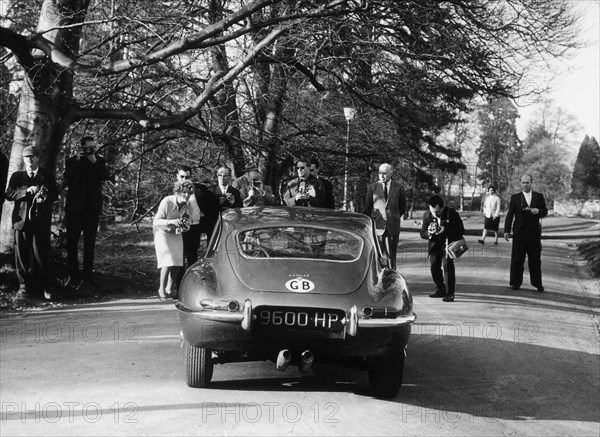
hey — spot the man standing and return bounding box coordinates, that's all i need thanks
[504,174,548,292]
[5,146,58,299]
[211,166,243,212]
[282,158,326,207]
[175,166,203,268]
[420,195,464,302]
[232,163,277,207]
[309,159,335,209]
[363,163,406,270]
[64,136,110,285]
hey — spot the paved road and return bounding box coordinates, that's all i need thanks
[1,233,598,436]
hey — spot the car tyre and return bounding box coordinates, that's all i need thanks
[368,350,404,398]
[185,342,213,388]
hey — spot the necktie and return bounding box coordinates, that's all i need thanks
[29,172,35,179]
[383,183,388,201]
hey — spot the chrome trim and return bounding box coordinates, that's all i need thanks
[175,302,243,322]
[347,305,358,336]
[241,299,252,331]
[358,313,417,328]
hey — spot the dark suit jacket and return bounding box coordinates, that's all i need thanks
[420,207,464,254]
[319,177,335,209]
[64,155,110,213]
[193,183,221,238]
[363,180,406,235]
[210,185,243,212]
[5,168,58,230]
[282,176,326,208]
[504,191,548,241]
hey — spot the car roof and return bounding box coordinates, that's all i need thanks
[220,206,373,232]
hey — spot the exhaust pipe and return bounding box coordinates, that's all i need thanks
[299,350,314,373]
[276,349,291,371]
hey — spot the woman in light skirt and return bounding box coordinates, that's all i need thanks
[153,180,194,299]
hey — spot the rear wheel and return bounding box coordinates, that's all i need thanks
[185,342,214,388]
[368,350,404,398]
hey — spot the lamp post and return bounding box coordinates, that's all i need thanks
[343,107,356,210]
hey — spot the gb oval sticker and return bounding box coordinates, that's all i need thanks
[285,277,315,292]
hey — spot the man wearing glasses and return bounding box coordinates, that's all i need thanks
[282,158,326,207]
[504,174,548,292]
[64,136,110,286]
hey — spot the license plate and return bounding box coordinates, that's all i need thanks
[255,306,345,331]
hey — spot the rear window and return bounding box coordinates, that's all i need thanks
[236,226,363,262]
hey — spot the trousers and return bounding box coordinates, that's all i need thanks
[429,250,455,295]
[66,210,100,279]
[509,238,542,288]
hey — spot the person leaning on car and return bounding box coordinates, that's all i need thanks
[232,162,277,207]
[282,158,326,208]
[420,195,464,302]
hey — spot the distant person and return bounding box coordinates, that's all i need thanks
[153,180,194,299]
[210,166,243,212]
[5,146,58,300]
[504,174,548,292]
[420,195,464,302]
[0,150,8,226]
[232,163,277,207]
[363,163,406,270]
[64,136,110,285]
[309,159,335,209]
[282,158,326,207]
[478,185,501,245]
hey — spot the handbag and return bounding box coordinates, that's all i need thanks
[447,238,468,259]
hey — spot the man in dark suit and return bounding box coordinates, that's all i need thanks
[64,136,110,285]
[309,159,335,209]
[282,158,326,208]
[363,163,406,270]
[504,174,548,292]
[420,195,465,302]
[211,166,243,212]
[5,146,58,299]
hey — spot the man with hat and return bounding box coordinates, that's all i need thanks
[5,146,58,299]
[64,135,110,285]
[232,162,277,207]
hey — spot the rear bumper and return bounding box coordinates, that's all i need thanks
[176,300,415,356]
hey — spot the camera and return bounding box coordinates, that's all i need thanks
[81,147,95,155]
[522,207,531,215]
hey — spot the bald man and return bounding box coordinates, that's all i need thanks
[363,163,406,269]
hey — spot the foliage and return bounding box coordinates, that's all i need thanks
[0,0,585,229]
[476,98,522,195]
[571,135,600,198]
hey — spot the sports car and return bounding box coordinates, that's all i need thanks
[176,206,416,398]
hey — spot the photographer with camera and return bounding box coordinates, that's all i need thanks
[153,180,194,300]
[504,174,548,292]
[420,195,464,302]
[233,163,277,207]
[64,136,110,287]
[211,166,243,211]
[5,146,58,300]
[282,158,326,208]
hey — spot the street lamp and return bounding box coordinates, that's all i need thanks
[343,107,356,210]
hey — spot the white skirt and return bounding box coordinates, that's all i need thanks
[154,229,184,268]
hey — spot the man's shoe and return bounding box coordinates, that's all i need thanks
[429,291,446,298]
[478,239,484,245]
[510,285,520,290]
[536,286,544,293]
[443,295,455,302]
